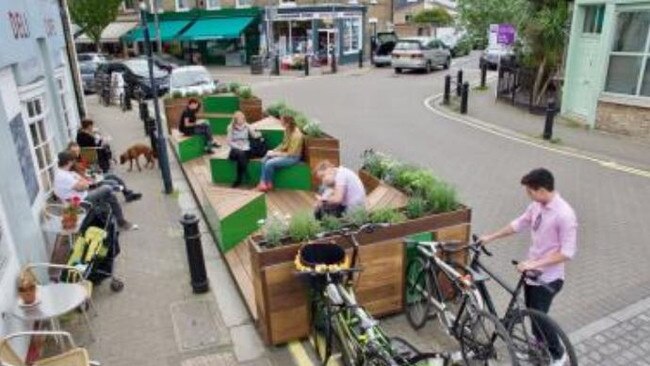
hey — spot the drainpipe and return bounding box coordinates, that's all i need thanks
[58,0,86,119]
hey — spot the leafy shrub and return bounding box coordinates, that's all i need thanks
[361,150,395,180]
[265,101,289,118]
[405,196,428,219]
[302,119,324,137]
[261,214,288,247]
[229,82,241,94]
[369,208,407,224]
[422,183,458,213]
[320,215,344,232]
[238,86,253,99]
[171,90,184,99]
[342,206,370,228]
[288,211,322,242]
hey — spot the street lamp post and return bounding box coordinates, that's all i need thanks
[139,1,173,194]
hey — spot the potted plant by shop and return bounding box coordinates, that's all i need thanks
[61,196,83,231]
[238,86,264,123]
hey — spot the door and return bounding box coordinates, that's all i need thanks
[567,37,600,117]
[318,29,338,66]
[427,40,441,65]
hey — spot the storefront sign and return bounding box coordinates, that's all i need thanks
[274,10,362,22]
[489,23,516,47]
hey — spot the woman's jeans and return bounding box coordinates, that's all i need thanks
[260,155,300,184]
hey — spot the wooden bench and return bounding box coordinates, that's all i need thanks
[199,113,233,136]
[251,117,285,150]
[170,129,207,163]
[366,182,409,211]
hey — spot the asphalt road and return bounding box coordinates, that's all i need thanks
[255,53,650,334]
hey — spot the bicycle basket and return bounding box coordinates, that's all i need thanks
[295,242,350,288]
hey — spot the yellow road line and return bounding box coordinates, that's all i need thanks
[289,341,314,366]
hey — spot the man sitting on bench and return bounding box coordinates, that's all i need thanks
[313,160,367,220]
[179,98,219,154]
[54,151,138,231]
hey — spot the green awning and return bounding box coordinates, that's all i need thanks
[124,20,190,42]
[178,17,254,41]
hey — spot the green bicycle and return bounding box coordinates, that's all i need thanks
[297,224,450,366]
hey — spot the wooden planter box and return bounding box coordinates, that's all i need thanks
[240,97,264,123]
[249,205,471,345]
[303,134,340,189]
[164,97,192,134]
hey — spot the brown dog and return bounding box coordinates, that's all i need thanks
[119,143,156,172]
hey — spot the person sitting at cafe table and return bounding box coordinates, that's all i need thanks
[76,118,114,173]
[256,115,304,192]
[54,151,138,231]
[179,98,219,154]
[67,142,142,202]
[313,160,367,220]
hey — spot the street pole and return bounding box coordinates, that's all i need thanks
[140,1,173,194]
[153,0,163,55]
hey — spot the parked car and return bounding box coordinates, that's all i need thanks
[153,54,187,73]
[95,58,169,99]
[372,32,399,67]
[479,46,515,70]
[78,52,108,63]
[391,37,451,74]
[79,61,99,94]
[169,66,216,96]
[440,33,472,58]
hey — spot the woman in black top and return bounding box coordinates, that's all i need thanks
[179,98,219,153]
[76,119,113,172]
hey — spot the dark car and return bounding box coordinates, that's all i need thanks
[79,61,99,94]
[95,59,169,99]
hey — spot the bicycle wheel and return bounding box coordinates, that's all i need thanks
[365,352,395,366]
[310,296,333,364]
[506,309,577,366]
[406,257,432,329]
[333,317,362,366]
[458,309,519,366]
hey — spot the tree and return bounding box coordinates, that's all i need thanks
[457,0,527,47]
[69,0,123,51]
[410,8,454,38]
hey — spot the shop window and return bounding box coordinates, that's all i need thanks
[20,89,55,196]
[605,11,650,97]
[342,18,362,54]
[279,0,296,6]
[582,5,605,34]
[176,0,190,11]
[207,0,220,9]
[236,0,252,8]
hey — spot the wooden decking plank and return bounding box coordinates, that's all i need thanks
[224,249,257,319]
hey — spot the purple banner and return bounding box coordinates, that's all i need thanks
[497,24,516,46]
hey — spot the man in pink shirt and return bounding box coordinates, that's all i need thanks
[480,168,577,365]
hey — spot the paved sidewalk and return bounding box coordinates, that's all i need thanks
[65,96,292,366]
[462,81,650,171]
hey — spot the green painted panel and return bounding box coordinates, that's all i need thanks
[210,158,312,190]
[177,135,206,163]
[203,94,240,114]
[405,231,435,270]
[259,129,284,150]
[208,116,232,135]
[219,194,267,252]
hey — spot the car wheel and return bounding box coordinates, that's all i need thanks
[444,57,451,69]
[395,68,402,74]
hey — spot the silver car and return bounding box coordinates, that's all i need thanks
[392,37,451,74]
[79,61,99,94]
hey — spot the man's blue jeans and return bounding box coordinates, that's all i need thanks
[260,155,300,184]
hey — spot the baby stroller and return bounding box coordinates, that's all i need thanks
[67,202,124,292]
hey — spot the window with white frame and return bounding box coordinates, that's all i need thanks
[123,0,137,11]
[55,72,76,139]
[605,10,650,97]
[237,0,253,8]
[342,18,362,54]
[582,5,605,34]
[20,91,55,196]
[207,0,221,9]
[176,0,190,11]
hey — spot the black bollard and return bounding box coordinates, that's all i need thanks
[139,100,149,122]
[358,51,363,68]
[331,49,337,74]
[480,63,487,88]
[145,116,157,149]
[272,54,280,76]
[456,69,464,97]
[304,54,309,76]
[460,82,469,114]
[443,75,451,105]
[543,100,557,140]
[180,214,209,294]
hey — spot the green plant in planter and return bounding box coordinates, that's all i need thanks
[185,91,200,98]
[288,211,322,242]
[405,195,428,219]
[265,101,289,118]
[423,183,458,214]
[320,214,344,232]
[342,206,370,228]
[238,86,254,99]
[171,90,184,99]
[260,214,289,248]
[302,119,324,137]
[392,166,438,196]
[229,82,241,94]
[369,208,407,224]
[361,150,395,180]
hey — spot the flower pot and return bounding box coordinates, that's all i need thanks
[239,97,264,123]
[61,213,78,230]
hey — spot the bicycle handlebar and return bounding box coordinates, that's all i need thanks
[511,260,557,293]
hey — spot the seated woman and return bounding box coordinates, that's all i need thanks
[76,119,113,172]
[179,98,219,153]
[256,115,303,192]
[313,160,367,219]
[67,142,142,202]
[227,111,262,188]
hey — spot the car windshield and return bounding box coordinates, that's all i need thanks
[171,69,213,88]
[377,33,397,44]
[124,60,167,78]
[395,41,421,51]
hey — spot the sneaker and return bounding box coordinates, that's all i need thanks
[550,352,568,366]
[255,182,268,192]
[125,192,143,202]
[118,221,139,231]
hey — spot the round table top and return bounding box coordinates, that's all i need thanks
[11,283,87,321]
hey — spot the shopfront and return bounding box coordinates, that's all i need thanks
[265,5,366,67]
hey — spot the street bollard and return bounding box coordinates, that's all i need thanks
[180,214,209,294]
[358,51,363,68]
[304,55,309,77]
[543,100,557,140]
[272,55,280,76]
[460,82,469,114]
[331,50,337,74]
[144,116,158,152]
[139,100,149,123]
[456,69,464,97]
[480,63,487,88]
[123,89,132,111]
[443,75,451,105]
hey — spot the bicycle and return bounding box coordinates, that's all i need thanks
[466,236,578,366]
[297,224,450,366]
[404,239,519,365]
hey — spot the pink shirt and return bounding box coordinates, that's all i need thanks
[510,193,577,283]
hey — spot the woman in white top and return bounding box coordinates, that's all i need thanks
[227,111,260,188]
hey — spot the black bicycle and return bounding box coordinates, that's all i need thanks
[466,236,578,366]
